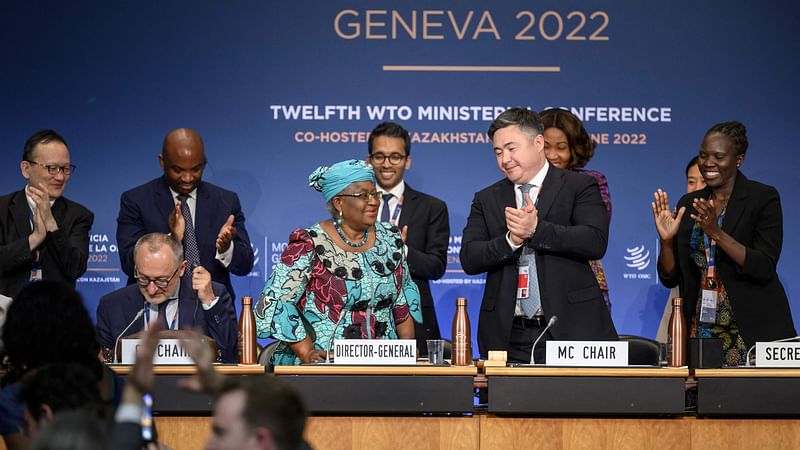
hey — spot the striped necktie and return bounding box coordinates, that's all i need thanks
[518,184,542,317]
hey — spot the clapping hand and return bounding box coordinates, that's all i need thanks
[168,202,185,241]
[651,189,685,241]
[690,197,721,240]
[215,215,236,253]
[505,192,538,246]
[27,183,58,249]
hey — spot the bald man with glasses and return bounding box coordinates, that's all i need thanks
[96,232,238,363]
[0,129,93,297]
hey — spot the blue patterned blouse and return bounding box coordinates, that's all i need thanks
[254,221,422,365]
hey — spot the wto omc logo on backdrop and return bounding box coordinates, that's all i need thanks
[622,244,652,280]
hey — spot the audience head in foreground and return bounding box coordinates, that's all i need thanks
[205,377,307,450]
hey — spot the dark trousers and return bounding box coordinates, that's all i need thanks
[508,319,552,364]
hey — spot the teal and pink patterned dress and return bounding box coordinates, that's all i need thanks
[254,221,422,365]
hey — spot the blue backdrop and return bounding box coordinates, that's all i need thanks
[2,1,799,355]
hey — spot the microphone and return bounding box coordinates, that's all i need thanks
[745,335,800,366]
[188,262,200,321]
[114,307,145,363]
[324,308,348,364]
[529,315,557,365]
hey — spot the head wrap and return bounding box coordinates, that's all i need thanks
[308,159,375,202]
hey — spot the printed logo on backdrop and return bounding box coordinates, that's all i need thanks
[622,244,651,280]
[78,232,121,284]
[433,234,484,286]
[247,243,260,278]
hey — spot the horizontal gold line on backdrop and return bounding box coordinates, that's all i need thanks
[383,65,561,72]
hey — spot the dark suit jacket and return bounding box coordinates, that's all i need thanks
[659,172,796,347]
[0,189,93,297]
[95,277,239,363]
[397,184,449,346]
[460,166,618,357]
[116,177,254,298]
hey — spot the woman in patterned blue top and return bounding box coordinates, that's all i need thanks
[255,159,422,365]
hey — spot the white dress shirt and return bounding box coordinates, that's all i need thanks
[377,180,406,225]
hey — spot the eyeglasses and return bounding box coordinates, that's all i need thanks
[134,264,182,290]
[369,153,407,164]
[337,191,382,202]
[25,160,76,176]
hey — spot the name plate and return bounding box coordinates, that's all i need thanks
[333,339,416,365]
[120,338,193,364]
[545,340,628,366]
[755,342,800,367]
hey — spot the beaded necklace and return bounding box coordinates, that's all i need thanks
[333,221,368,247]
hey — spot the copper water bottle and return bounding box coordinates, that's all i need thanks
[668,297,686,367]
[238,296,258,364]
[451,297,472,366]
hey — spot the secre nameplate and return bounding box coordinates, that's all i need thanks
[755,342,800,367]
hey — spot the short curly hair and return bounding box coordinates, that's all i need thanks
[539,108,596,169]
[704,121,748,156]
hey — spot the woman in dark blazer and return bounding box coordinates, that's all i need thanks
[652,121,795,366]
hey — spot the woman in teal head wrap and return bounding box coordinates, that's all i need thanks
[254,159,422,364]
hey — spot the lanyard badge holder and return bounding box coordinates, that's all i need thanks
[516,189,539,306]
[28,209,43,282]
[30,256,43,282]
[517,253,533,299]
[699,213,724,324]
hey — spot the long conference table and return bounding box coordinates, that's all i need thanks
[91,363,800,450]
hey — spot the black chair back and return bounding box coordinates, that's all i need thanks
[619,335,660,366]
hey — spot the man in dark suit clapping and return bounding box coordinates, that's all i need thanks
[460,108,617,364]
[0,130,93,297]
[116,128,254,299]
